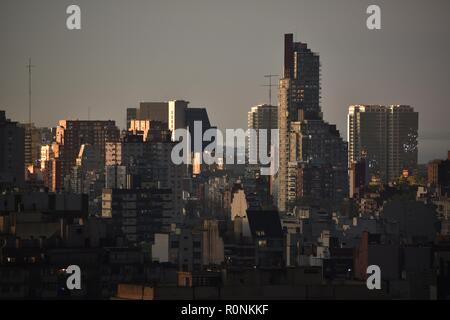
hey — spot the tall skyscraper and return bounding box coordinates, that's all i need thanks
[247,104,277,162]
[278,34,321,212]
[287,120,348,205]
[278,34,347,212]
[0,111,25,187]
[282,33,321,120]
[348,105,419,183]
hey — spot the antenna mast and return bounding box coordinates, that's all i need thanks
[26,58,35,125]
[261,74,279,106]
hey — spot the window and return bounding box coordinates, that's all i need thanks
[256,230,265,237]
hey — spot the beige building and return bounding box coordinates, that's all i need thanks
[230,186,251,239]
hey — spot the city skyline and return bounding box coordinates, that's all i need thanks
[2,1,450,302]
[1,0,449,164]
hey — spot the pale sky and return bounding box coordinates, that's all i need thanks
[1,0,449,163]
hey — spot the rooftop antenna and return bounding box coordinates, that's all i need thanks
[261,74,279,106]
[26,58,35,126]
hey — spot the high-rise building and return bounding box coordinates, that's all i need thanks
[126,108,137,129]
[105,130,186,218]
[128,119,171,142]
[347,105,418,183]
[349,158,369,199]
[19,125,53,170]
[281,33,322,121]
[68,143,105,214]
[23,124,32,171]
[428,160,441,187]
[288,121,347,173]
[278,34,347,212]
[126,101,212,146]
[52,120,120,191]
[288,162,338,203]
[0,111,25,187]
[70,144,104,194]
[101,188,174,244]
[247,104,277,163]
[138,102,169,123]
[105,165,128,189]
[168,100,188,140]
[202,219,225,266]
[126,102,168,132]
[40,143,58,190]
[428,151,450,196]
[185,107,213,153]
[278,34,320,212]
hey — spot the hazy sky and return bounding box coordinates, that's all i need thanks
[1,0,449,163]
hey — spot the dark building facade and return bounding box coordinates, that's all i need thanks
[185,107,213,153]
[282,33,321,121]
[101,188,174,244]
[0,111,25,188]
[428,152,450,196]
